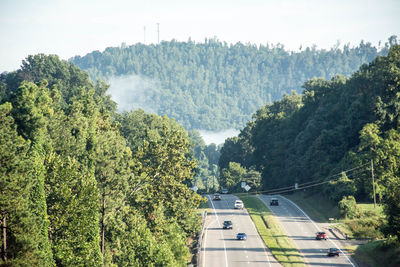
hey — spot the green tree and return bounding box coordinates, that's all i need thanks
[0,102,54,266]
[338,196,361,219]
[45,154,101,266]
[327,172,357,202]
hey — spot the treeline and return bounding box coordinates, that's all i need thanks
[70,37,397,130]
[219,45,400,239]
[0,55,203,266]
[188,130,221,193]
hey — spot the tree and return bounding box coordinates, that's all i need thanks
[45,154,102,266]
[0,102,53,266]
[338,196,361,219]
[327,172,357,202]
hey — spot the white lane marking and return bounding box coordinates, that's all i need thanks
[202,214,215,267]
[206,195,229,267]
[279,195,356,267]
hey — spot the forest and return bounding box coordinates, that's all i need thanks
[219,45,400,240]
[2,37,400,266]
[0,55,203,266]
[70,37,397,131]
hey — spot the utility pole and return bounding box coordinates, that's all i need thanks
[371,159,376,208]
[144,26,146,44]
[157,23,160,43]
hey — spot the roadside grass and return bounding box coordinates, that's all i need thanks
[237,194,306,267]
[284,191,395,265]
[284,192,385,237]
[336,203,385,240]
[198,199,210,209]
[351,239,400,267]
[284,192,340,222]
[357,202,384,215]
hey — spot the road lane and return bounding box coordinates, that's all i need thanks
[202,194,281,267]
[258,195,356,267]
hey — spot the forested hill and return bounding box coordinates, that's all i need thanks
[218,45,400,239]
[70,37,396,130]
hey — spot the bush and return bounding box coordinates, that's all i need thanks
[339,196,362,219]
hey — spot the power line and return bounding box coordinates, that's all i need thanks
[242,162,370,196]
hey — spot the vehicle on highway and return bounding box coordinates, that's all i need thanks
[221,188,228,194]
[223,220,233,229]
[234,200,244,209]
[213,194,222,200]
[236,233,247,240]
[316,231,327,240]
[327,248,340,257]
[270,198,279,206]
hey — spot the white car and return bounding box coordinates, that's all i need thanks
[234,200,244,209]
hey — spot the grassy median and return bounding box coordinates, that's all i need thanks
[237,194,306,267]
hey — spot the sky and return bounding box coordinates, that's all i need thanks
[1,0,399,73]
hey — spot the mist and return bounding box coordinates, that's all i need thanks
[107,75,159,113]
[107,75,240,146]
[198,129,240,145]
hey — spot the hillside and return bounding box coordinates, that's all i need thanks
[70,38,394,131]
[219,45,400,243]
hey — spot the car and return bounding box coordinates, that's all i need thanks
[236,232,247,240]
[270,198,279,206]
[327,248,340,257]
[316,231,327,240]
[223,220,233,229]
[221,188,228,194]
[213,194,222,200]
[234,200,244,209]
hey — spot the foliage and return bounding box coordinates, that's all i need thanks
[338,196,361,219]
[0,102,54,266]
[354,239,400,267]
[220,45,400,239]
[0,54,202,266]
[327,172,357,202]
[220,162,261,192]
[70,38,396,130]
[188,130,221,193]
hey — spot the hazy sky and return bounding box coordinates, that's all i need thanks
[1,0,399,72]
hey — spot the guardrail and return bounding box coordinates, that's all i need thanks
[196,210,207,267]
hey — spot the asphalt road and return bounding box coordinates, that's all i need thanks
[202,194,281,267]
[258,195,357,267]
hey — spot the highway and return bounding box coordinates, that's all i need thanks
[258,195,357,267]
[202,194,281,267]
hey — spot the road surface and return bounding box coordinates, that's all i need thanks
[258,195,357,267]
[202,194,281,267]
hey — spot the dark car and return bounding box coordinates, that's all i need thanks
[236,233,247,240]
[270,198,279,206]
[213,194,222,200]
[316,231,327,240]
[223,220,233,229]
[327,248,340,257]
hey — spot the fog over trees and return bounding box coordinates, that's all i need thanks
[70,37,396,131]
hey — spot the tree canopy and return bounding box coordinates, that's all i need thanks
[0,54,203,266]
[70,38,395,130]
[219,45,400,239]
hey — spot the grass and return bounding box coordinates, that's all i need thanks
[198,200,210,209]
[357,202,384,215]
[352,239,400,267]
[284,191,340,222]
[237,194,306,267]
[284,191,396,265]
